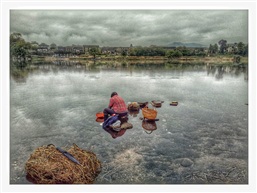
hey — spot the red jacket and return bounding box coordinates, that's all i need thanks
[109,95,127,113]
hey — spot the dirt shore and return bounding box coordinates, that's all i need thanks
[40,55,248,64]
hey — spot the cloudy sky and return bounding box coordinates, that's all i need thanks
[10,10,248,47]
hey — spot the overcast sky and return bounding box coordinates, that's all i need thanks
[10,10,248,47]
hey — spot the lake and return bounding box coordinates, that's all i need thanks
[10,60,248,184]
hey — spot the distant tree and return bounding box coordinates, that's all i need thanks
[218,39,227,54]
[30,41,39,50]
[10,33,31,59]
[88,47,100,59]
[243,44,248,56]
[195,48,207,57]
[172,50,183,58]
[237,42,245,55]
[130,47,166,56]
[208,44,214,54]
[166,50,174,58]
[10,32,23,44]
[166,50,182,58]
[213,43,219,54]
[129,48,136,56]
[177,46,191,56]
[121,50,127,57]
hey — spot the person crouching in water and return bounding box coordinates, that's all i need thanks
[103,92,128,121]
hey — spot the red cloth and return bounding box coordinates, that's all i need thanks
[108,95,127,113]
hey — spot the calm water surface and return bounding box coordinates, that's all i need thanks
[10,61,248,184]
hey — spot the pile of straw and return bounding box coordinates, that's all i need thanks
[25,143,101,184]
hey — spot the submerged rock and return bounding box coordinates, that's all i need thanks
[180,158,194,167]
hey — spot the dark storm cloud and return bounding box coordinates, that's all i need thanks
[10,10,248,46]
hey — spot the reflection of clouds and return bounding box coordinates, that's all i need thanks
[99,148,145,183]
[112,148,143,165]
[10,63,248,184]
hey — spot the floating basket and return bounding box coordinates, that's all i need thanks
[128,102,140,111]
[138,102,148,108]
[96,112,104,118]
[25,144,101,184]
[142,107,157,120]
[151,100,163,107]
[170,101,178,106]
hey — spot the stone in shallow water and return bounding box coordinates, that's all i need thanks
[180,158,194,167]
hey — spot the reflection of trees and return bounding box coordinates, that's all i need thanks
[35,60,100,72]
[215,66,225,80]
[10,62,32,83]
[206,63,248,80]
[244,65,248,81]
[11,60,248,82]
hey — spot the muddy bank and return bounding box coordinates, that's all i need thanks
[38,55,248,64]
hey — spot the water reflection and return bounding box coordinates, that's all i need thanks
[10,60,248,184]
[10,61,33,83]
[142,120,157,134]
[97,110,133,139]
[206,63,248,80]
[10,61,248,84]
[102,126,127,139]
[128,109,140,117]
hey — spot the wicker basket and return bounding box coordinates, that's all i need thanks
[142,107,157,120]
[138,102,148,108]
[151,100,163,107]
[128,102,140,111]
[96,112,104,118]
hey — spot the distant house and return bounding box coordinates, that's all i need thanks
[54,46,68,56]
[72,45,84,54]
[37,43,49,53]
[227,43,238,53]
[101,47,119,55]
[101,47,130,55]
[57,46,66,52]
[65,46,73,53]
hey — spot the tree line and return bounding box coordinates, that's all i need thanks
[10,33,31,61]
[10,33,248,62]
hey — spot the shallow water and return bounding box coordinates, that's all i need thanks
[10,61,248,184]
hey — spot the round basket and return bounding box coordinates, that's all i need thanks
[142,107,157,120]
[25,144,101,184]
[170,101,178,106]
[128,102,140,111]
[151,100,163,107]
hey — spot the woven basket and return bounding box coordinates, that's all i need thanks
[151,100,163,107]
[142,107,157,120]
[128,102,140,111]
[96,112,104,118]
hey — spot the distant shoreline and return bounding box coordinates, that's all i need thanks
[35,55,248,64]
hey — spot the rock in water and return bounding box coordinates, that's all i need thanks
[180,158,193,167]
